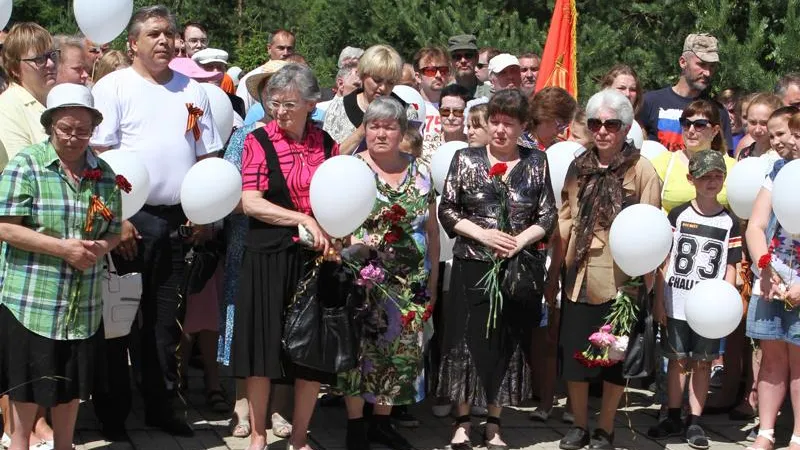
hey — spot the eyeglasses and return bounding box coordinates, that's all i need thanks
[269,100,299,112]
[22,50,60,68]
[476,63,487,69]
[419,66,450,77]
[187,38,208,46]
[587,118,624,133]
[451,51,476,61]
[53,125,93,140]
[679,118,711,131]
[440,107,464,118]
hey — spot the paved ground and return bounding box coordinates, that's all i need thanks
[65,367,788,450]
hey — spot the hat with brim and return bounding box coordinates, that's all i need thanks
[169,57,224,82]
[40,83,103,129]
[246,60,290,101]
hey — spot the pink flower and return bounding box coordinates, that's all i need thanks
[608,336,629,362]
[359,263,385,284]
[588,328,616,348]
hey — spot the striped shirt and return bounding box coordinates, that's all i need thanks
[0,141,122,340]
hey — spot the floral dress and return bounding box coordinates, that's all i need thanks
[336,156,435,405]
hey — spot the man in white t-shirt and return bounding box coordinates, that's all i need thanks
[236,29,295,112]
[90,5,222,440]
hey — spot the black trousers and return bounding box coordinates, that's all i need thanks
[93,205,189,427]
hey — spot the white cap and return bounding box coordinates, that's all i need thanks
[227,66,243,86]
[488,53,520,75]
[192,48,229,65]
[40,83,103,129]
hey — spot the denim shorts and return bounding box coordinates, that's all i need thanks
[746,295,800,346]
[662,317,721,361]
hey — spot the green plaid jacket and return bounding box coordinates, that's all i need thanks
[0,141,122,340]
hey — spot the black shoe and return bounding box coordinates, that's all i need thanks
[346,418,371,450]
[686,424,710,449]
[391,406,420,428]
[368,417,413,450]
[589,429,614,450]
[145,414,194,437]
[647,417,683,439]
[100,425,130,442]
[559,426,590,450]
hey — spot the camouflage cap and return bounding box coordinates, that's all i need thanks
[448,34,478,53]
[688,149,727,178]
[683,33,719,63]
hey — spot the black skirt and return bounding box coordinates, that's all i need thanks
[0,305,101,407]
[557,299,625,386]
[231,246,335,384]
[437,258,540,406]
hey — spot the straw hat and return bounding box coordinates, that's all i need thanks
[245,60,289,100]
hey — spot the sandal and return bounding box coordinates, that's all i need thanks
[229,416,251,438]
[206,389,229,413]
[790,434,800,449]
[272,412,293,439]
[449,415,472,450]
[746,428,775,450]
[483,417,508,450]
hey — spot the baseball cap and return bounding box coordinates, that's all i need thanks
[688,149,727,178]
[683,33,719,63]
[448,34,478,53]
[192,48,229,65]
[488,54,520,75]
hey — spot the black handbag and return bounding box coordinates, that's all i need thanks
[283,259,367,373]
[622,287,657,379]
[501,248,546,305]
[182,244,220,296]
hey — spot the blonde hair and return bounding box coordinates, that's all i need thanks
[358,44,403,83]
[4,23,53,83]
[746,92,783,117]
[93,50,131,83]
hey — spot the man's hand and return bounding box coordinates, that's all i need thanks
[115,220,141,261]
[62,239,99,271]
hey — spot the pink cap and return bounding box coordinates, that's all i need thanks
[169,57,224,82]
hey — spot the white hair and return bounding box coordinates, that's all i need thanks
[338,46,364,68]
[586,89,634,126]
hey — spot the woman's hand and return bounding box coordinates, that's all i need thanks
[61,239,99,271]
[505,234,529,258]
[301,217,331,254]
[784,284,800,307]
[114,220,141,261]
[477,229,517,256]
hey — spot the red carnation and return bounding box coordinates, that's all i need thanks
[115,175,132,193]
[488,162,508,178]
[422,304,434,321]
[83,168,102,181]
[383,225,403,244]
[758,253,772,270]
[390,204,407,218]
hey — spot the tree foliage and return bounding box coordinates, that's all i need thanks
[8,0,800,100]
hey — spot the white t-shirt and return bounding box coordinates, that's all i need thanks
[420,101,442,164]
[91,67,222,206]
[236,66,261,113]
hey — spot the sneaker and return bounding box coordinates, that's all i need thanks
[589,428,614,450]
[709,365,724,389]
[470,406,487,417]
[686,424,710,449]
[559,426,590,450]
[561,411,575,424]
[647,417,684,439]
[391,406,420,428]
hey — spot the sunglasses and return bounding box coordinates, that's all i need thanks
[587,118,624,133]
[679,118,712,131]
[452,51,476,61]
[440,107,464,118]
[22,49,60,68]
[419,66,450,78]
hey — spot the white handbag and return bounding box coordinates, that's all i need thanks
[101,256,143,339]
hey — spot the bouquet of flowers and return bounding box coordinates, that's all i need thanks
[575,277,641,367]
[479,162,510,337]
[757,237,794,303]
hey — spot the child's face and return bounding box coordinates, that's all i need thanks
[399,138,420,158]
[467,116,490,147]
[689,170,725,198]
[768,116,794,159]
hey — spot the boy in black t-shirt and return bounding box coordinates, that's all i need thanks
[649,150,741,449]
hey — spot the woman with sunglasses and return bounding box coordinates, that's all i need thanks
[439,89,556,450]
[549,89,661,450]
[651,99,737,214]
[0,23,58,171]
[440,84,471,143]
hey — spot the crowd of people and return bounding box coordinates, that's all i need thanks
[0,5,800,450]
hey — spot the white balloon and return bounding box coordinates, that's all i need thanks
[436,195,455,261]
[685,279,743,339]
[98,150,151,220]
[546,141,585,207]
[392,85,427,126]
[640,140,668,161]
[201,83,234,144]
[772,159,800,233]
[310,156,377,238]
[180,158,242,224]
[74,0,133,44]
[726,157,769,219]
[430,141,468,194]
[627,121,644,150]
[609,204,672,276]
[0,0,11,30]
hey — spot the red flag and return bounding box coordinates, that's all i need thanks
[535,0,578,97]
